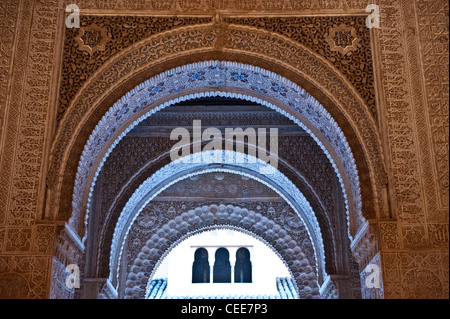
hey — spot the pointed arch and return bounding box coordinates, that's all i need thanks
[192,248,210,284]
[108,150,327,292]
[48,23,387,299]
[235,247,252,283]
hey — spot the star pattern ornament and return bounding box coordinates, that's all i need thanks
[326,24,361,55]
[75,24,111,56]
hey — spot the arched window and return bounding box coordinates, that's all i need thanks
[235,247,252,283]
[213,248,231,283]
[192,248,210,283]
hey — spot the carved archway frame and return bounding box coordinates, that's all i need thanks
[138,223,317,299]
[93,141,341,281]
[108,151,326,290]
[47,23,387,293]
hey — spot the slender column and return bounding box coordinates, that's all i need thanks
[206,247,215,284]
[228,247,238,284]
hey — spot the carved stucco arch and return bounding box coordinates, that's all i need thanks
[95,140,339,279]
[47,23,386,247]
[108,151,327,291]
[126,220,319,299]
[62,76,366,249]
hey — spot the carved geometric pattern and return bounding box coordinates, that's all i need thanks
[123,204,320,299]
[61,0,370,11]
[402,268,443,299]
[49,25,387,256]
[59,15,376,123]
[375,0,449,298]
[381,251,448,299]
[127,201,317,269]
[34,225,55,254]
[58,15,212,123]
[379,0,426,224]
[0,228,4,251]
[6,228,32,252]
[94,110,339,235]
[360,254,384,299]
[225,16,376,116]
[427,223,449,247]
[0,0,445,301]
[0,1,19,174]
[49,257,75,299]
[98,134,339,217]
[0,0,59,230]
[0,272,30,298]
[75,24,111,56]
[402,225,427,249]
[415,0,449,210]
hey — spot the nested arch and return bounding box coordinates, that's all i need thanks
[69,66,364,247]
[128,220,318,299]
[93,138,340,280]
[48,24,385,248]
[110,150,327,291]
[235,247,252,283]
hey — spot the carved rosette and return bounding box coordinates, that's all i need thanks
[75,24,111,56]
[326,24,360,55]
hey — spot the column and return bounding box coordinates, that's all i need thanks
[229,247,238,284]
